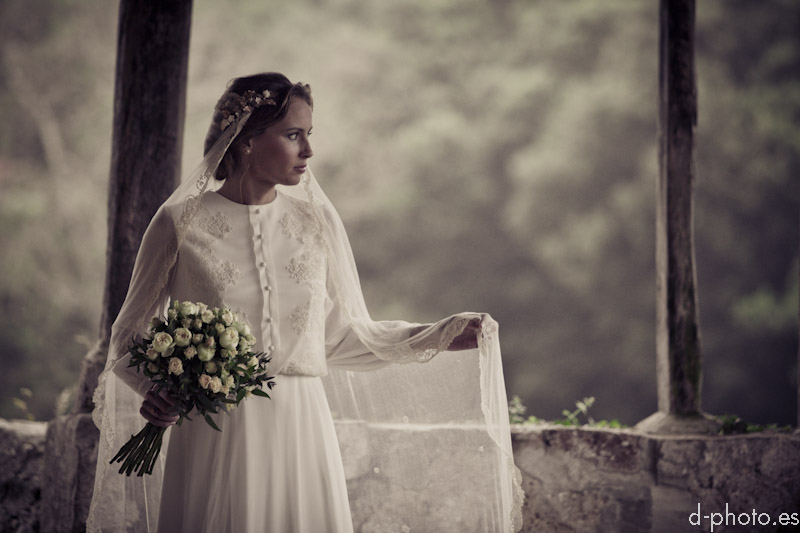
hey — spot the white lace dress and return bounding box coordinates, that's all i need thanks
[120,191,387,533]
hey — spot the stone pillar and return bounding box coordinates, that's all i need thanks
[41,1,193,531]
[637,0,718,434]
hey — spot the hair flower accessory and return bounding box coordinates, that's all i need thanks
[218,89,276,131]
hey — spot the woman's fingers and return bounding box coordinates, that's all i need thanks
[146,389,180,413]
[141,391,180,427]
[140,402,179,427]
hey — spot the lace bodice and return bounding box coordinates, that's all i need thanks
[167,191,345,376]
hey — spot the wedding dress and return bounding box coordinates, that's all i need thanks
[151,191,377,532]
[88,96,522,532]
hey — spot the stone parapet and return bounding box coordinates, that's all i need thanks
[1,419,799,532]
[0,419,46,533]
[513,425,800,533]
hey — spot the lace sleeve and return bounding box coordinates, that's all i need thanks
[105,207,177,396]
[323,269,391,371]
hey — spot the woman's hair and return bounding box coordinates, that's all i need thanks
[204,72,313,181]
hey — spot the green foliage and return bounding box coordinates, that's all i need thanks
[11,388,36,421]
[715,413,793,435]
[509,395,625,428]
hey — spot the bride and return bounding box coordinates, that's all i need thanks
[88,72,522,532]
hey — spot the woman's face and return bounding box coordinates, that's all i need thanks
[243,98,313,189]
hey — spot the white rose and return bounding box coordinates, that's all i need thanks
[233,321,250,336]
[201,309,215,324]
[237,337,249,351]
[173,328,191,347]
[147,362,159,374]
[192,333,204,345]
[248,356,259,369]
[221,385,230,396]
[197,343,215,362]
[168,357,184,376]
[183,345,197,360]
[225,375,235,388]
[152,332,174,354]
[198,374,211,389]
[178,301,199,316]
[221,348,236,360]
[145,348,159,361]
[209,376,222,394]
[181,318,191,329]
[198,302,208,313]
[192,318,203,330]
[215,322,226,334]
[167,308,177,321]
[221,310,234,326]
[219,327,239,350]
[204,360,218,373]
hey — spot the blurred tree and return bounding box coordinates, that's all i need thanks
[0,0,114,420]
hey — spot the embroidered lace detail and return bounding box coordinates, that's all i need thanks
[281,197,326,288]
[288,301,311,335]
[282,294,327,376]
[280,201,322,244]
[378,315,477,364]
[185,207,240,300]
[197,209,232,238]
[286,251,324,286]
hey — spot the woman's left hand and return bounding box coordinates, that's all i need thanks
[447,314,490,351]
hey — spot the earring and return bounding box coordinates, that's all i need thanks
[244,147,252,155]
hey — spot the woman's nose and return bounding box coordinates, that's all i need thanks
[301,138,313,159]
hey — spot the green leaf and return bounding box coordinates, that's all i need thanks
[251,388,270,399]
[196,393,214,409]
[204,414,222,432]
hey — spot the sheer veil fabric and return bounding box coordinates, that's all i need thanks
[87,106,523,532]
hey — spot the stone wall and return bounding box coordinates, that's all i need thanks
[513,425,800,533]
[0,419,45,533]
[2,418,799,532]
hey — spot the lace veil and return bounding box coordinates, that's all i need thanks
[87,77,523,532]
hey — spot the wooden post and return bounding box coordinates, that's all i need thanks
[637,0,717,434]
[41,1,193,531]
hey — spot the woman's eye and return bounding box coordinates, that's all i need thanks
[288,132,299,140]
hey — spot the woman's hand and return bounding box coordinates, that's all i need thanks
[447,314,490,351]
[140,386,180,427]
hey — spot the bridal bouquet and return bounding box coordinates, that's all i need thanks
[110,300,275,477]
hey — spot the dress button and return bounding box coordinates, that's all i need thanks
[255,208,261,215]
[259,261,265,268]
[264,285,271,292]
[255,234,262,240]
[264,317,273,324]
[268,345,275,352]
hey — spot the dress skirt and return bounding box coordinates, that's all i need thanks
[157,375,354,533]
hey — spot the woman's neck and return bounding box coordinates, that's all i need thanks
[216,178,277,205]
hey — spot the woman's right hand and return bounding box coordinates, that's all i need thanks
[140,386,180,427]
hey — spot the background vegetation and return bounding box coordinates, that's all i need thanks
[0,0,797,426]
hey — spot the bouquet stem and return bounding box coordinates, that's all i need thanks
[110,423,167,477]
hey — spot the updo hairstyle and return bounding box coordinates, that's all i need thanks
[204,72,313,181]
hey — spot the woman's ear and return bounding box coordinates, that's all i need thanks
[241,140,253,156]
